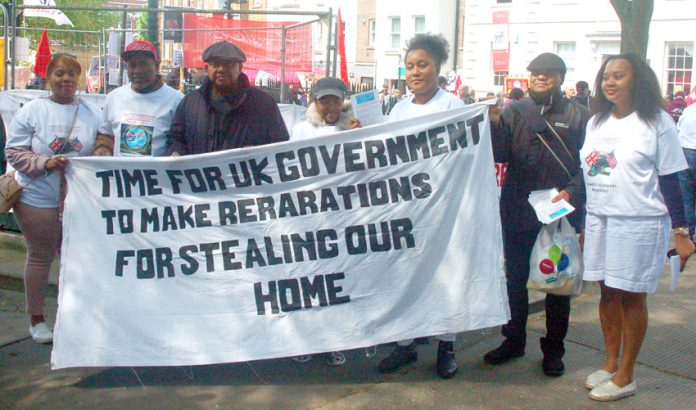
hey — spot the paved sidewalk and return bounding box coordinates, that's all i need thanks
[1,231,695,409]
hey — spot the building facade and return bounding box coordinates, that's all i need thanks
[461,0,695,96]
[372,0,459,90]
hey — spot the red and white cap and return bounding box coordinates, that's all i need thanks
[121,40,159,62]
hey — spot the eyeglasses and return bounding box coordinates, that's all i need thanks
[208,60,238,69]
[530,70,560,77]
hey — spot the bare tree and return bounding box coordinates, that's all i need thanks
[610,0,654,58]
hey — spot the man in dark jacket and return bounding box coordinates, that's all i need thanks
[166,41,289,155]
[486,53,590,377]
[572,80,590,110]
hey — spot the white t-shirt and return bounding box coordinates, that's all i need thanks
[7,98,101,208]
[677,103,696,149]
[99,84,184,157]
[580,110,687,217]
[290,121,340,141]
[388,88,466,122]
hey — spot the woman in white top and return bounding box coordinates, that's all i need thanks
[377,33,465,379]
[581,54,695,401]
[5,55,101,344]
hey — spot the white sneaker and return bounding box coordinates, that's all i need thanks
[292,355,313,363]
[585,369,615,389]
[29,322,53,344]
[589,379,637,402]
[326,351,346,366]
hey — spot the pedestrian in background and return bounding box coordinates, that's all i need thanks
[666,90,688,123]
[573,80,591,110]
[378,33,465,379]
[5,55,101,343]
[677,100,696,241]
[581,53,694,402]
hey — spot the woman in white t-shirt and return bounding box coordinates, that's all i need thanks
[5,55,101,344]
[378,33,464,380]
[581,54,695,401]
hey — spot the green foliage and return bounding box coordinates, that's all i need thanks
[3,0,120,50]
[134,7,148,41]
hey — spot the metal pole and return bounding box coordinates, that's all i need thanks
[96,26,102,93]
[332,15,338,78]
[101,29,107,94]
[10,0,16,89]
[324,8,332,78]
[147,0,158,51]
[1,4,8,90]
[118,8,127,87]
[280,26,287,103]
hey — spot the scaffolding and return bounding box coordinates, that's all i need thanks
[1,3,336,102]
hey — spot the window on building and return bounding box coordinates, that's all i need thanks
[390,17,401,49]
[414,16,425,35]
[554,41,576,86]
[360,77,374,91]
[494,71,508,86]
[666,43,693,94]
[368,19,376,48]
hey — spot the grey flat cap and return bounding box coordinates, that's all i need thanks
[527,52,566,75]
[314,77,347,100]
[202,41,247,63]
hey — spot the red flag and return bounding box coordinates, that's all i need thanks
[34,30,52,78]
[337,9,349,87]
[453,74,462,93]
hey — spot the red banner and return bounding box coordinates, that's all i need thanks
[183,15,312,84]
[491,11,509,72]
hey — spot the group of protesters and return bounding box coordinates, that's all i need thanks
[4,29,696,403]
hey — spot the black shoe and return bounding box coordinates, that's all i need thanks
[483,340,525,365]
[378,343,417,373]
[542,355,565,377]
[436,341,458,379]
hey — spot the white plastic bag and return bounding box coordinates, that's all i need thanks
[528,217,583,295]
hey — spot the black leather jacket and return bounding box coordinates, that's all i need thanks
[492,89,590,232]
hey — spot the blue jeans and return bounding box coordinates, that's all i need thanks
[679,148,696,234]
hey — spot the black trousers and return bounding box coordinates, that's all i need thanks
[501,227,571,356]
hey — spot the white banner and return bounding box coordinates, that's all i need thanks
[24,0,74,27]
[51,105,509,369]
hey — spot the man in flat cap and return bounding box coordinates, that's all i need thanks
[166,40,289,155]
[485,52,590,376]
[94,40,184,157]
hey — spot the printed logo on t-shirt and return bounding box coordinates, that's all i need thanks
[120,124,153,156]
[49,137,84,155]
[585,149,617,177]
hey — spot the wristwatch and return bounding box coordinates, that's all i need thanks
[673,227,690,237]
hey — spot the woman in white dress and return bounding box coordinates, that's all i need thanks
[581,53,695,401]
